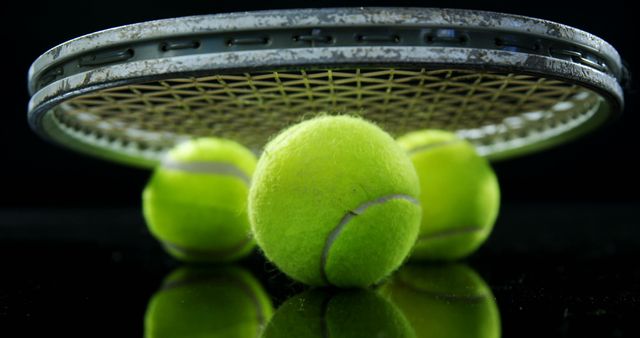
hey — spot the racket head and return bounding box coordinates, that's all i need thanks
[27,7,624,167]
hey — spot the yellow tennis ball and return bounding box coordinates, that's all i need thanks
[397,130,500,261]
[380,264,501,338]
[143,137,257,262]
[262,288,415,338]
[249,115,422,287]
[145,265,273,338]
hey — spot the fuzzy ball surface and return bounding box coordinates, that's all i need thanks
[250,115,422,287]
[397,130,500,261]
[143,137,257,262]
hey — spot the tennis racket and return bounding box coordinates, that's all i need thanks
[27,7,626,167]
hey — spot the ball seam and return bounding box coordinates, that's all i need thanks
[415,226,485,243]
[394,277,489,304]
[406,139,464,155]
[162,157,251,185]
[320,193,420,286]
[161,235,253,260]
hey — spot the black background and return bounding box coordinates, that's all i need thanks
[0,0,637,208]
[1,1,638,337]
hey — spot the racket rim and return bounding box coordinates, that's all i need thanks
[27,6,623,94]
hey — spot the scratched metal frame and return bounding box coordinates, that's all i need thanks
[27,7,625,167]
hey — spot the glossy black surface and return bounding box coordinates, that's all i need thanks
[1,204,638,337]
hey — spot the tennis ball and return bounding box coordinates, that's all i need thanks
[396,130,500,261]
[249,115,422,287]
[380,264,501,338]
[145,265,273,338]
[262,288,415,338]
[143,137,257,262]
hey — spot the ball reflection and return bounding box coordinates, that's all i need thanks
[380,263,501,338]
[145,265,273,338]
[262,288,415,338]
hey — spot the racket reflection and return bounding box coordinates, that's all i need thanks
[380,263,501,338]
[144,265,272,338]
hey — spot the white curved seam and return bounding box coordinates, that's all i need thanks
[407,139,463,155]
[162,158,251,185]
[320,194,420,285]
[417,226,484,242]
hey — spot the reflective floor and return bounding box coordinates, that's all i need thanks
[0,203,638,337]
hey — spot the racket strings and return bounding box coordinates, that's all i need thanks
[55,68,594,153]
